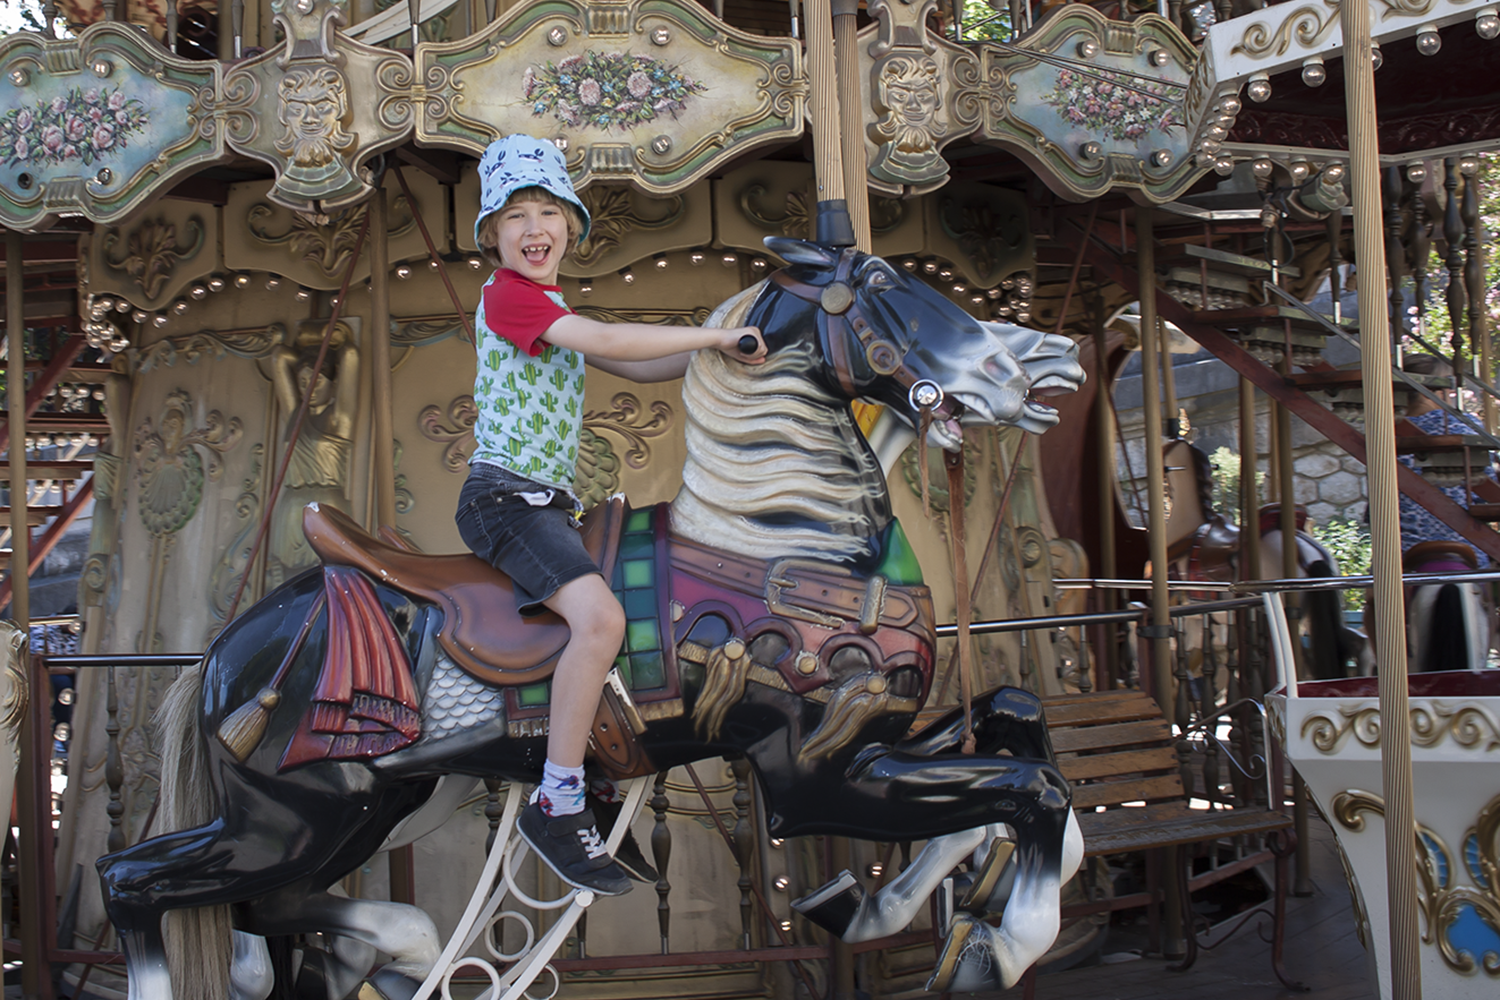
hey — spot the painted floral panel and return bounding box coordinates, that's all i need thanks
[523,51,706,132]
[0,85,149,168]
[1042,68,1178,144]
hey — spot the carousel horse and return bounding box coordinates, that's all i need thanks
[96,237,1088,1000]
[1403,540,1491,672]
[1162,440,1363,680]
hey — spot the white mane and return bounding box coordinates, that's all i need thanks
[668,288,889,564]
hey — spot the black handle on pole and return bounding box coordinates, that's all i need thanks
[738,334,759,355]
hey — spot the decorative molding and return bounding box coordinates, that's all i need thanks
[418,393,478,473]
[0,623,27,760]
[978,7,1199,204]
[1300,700,1500,754]
[0,22,224,229]
[409,0,804,195]
[132,389,242,536]
[100,215,205,301]
[133,324,287,372]
[574,185,686,266]
[1332,788,1500,978]
[582,391,674,471]
[246,194,413,278]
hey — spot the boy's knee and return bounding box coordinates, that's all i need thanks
[576,600,625,650]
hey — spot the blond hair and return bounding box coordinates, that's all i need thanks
[476,186,585,269]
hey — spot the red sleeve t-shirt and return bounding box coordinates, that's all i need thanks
[481,268,571,357]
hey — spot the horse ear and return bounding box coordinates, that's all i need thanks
[764,237,839,267]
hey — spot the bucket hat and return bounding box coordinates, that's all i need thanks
[475,134,591,246]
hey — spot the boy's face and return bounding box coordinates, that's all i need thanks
[495,198,569,286]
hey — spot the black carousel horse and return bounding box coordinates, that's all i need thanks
[96,238,1087,1000]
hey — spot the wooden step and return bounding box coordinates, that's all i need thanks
[1394,433,1493,454]
[1164,244,1302,280]
[1189,304,1350,338]
[0,506,65,527]
[0,460,92,481]
[1469,503,1500,522]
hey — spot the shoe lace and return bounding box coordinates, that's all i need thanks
[577,825,608,859]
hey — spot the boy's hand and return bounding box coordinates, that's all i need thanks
[724,326,767,364]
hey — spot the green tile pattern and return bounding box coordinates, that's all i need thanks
[611,507,666,691]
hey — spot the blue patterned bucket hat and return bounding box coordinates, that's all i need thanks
[475,134,591,246]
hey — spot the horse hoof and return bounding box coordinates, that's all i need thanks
[357,970,422,1000]
[926,914,1001,994]
[958,838,1016,915]
[790,870,863,938]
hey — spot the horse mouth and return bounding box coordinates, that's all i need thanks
[1024,376,1075,418]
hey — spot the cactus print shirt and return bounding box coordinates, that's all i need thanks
[471,269,585,491]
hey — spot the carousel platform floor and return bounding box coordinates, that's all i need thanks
[9,815,1375,1000]
[1012,813,1377,1000]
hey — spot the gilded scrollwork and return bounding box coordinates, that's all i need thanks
[1229,0,1340,59]
[134,390,242,537]
[1302,700,1500,754]
[1332,788,1500,976]
[582,391,674,471]
[574,186,687,266]
[419,394,478,472]
[741,183,812,239]
[101,216,205,301]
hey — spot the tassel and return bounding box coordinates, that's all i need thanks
[214,590,327,763]
[216,687,282,763]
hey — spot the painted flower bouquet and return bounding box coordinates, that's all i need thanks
[0,86,150,169]
[1043,67,1177,144]
[523,51,705,131]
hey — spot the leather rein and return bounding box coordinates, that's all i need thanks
[767,248,962,423]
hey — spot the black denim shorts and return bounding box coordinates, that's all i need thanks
[455,463,599,615]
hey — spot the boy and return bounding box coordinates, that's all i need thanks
[456,134,764,895]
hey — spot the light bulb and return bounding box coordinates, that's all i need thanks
[1478,11,1500,39]
[1247,73,1271,103]
[1416,26,1441,55]
[1301,57,1326,87]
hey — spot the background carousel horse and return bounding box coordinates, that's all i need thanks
[1402,540,1491,673]
[1159,439,1364,680]
[96,237,1087,1000]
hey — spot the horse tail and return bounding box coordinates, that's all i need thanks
[1420,584,1471,672]
[156,663,234,1000]
[1300,559,1347,680]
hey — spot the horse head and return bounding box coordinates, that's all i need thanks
[750,238,1085,449]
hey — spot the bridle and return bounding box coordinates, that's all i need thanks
[768,247,963,422]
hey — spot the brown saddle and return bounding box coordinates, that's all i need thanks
[302,499,626,687]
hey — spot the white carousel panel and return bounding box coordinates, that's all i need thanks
[1270,671,1500,1000]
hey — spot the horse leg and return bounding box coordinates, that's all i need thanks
[229,932,273,1000]
[898,687,1057,764]
[242,885,440,1000]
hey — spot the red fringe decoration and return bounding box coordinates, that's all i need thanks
[279,565,422,771]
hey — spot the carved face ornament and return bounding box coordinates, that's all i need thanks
[274,68,356,169]
[874,56,944,155]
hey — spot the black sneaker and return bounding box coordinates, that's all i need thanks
[588,792,660,884]
[518,803,633,896]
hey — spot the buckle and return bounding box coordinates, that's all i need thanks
[858,575,888,635]
[765,558,849,629]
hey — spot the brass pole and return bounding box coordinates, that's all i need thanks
[8,227,42,1000]
[1340,0,1421,995]
[1159,318,1179,438]
[803,0,853,244]
[832,0,871,251]
[369,188,397,529]
[1239,378,1260,579]
[1095,306,1117,688]
[1136,207,1184,957]
[1275,377,1314,894]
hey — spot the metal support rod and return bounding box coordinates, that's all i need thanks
[8,227,45,1000]
[370,188,397,529]
[1339,0,1421,995]
[831,0,871,252]
[1135,206,1185,959]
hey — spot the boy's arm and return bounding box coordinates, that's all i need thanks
[587,352,697,383]
[543,313,765,365]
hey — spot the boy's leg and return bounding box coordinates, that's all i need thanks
[516,572,632,895]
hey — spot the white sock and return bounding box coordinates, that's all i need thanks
[589,778,623,804]
[536,760,586,817]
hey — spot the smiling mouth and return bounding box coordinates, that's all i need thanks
[522,243,551,266]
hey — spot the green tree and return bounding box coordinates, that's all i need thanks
[1309,517,1372,609]
[1413,154,1500,371]
[960,0,1011,41]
